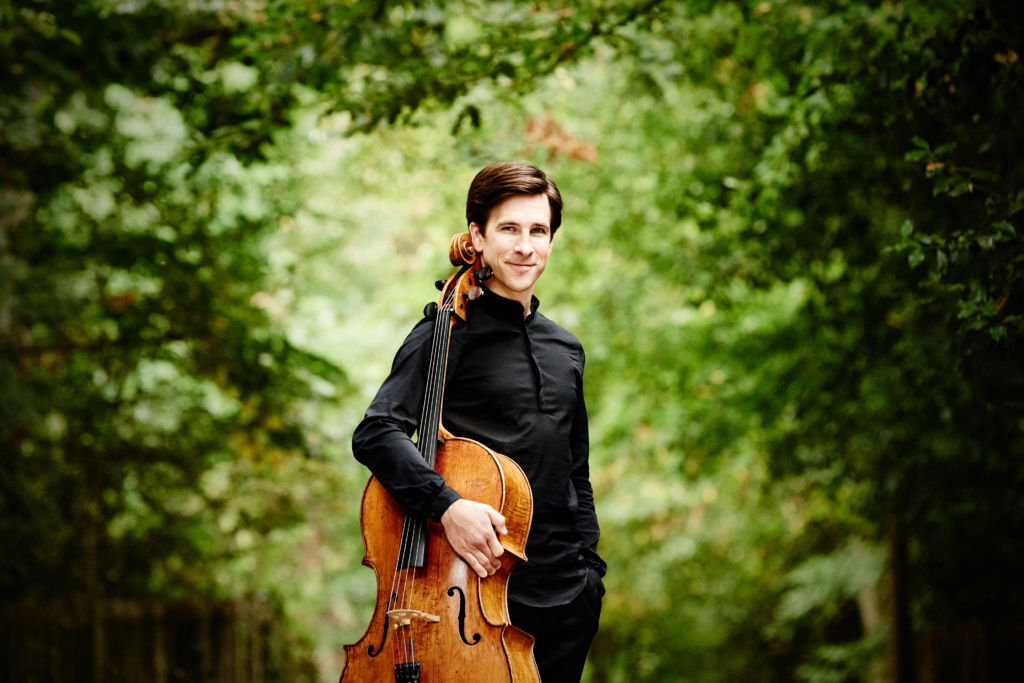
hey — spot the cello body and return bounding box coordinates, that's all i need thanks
[341,437,537,682]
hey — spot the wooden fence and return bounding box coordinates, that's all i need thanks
[916,620,1024,683]
[1,597,283,682]
[6,598,1017,682]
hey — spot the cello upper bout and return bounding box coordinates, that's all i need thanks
[493,453,532,560]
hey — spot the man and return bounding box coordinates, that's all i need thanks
[352,161,604,681]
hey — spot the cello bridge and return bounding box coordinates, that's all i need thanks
[387,609,441,628]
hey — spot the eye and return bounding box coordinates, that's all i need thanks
[531,226,549,236]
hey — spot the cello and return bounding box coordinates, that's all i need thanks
[340,233,540,683]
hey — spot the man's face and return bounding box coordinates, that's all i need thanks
[469,193,554,309]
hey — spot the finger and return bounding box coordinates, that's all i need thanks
[487,509,507,531]
[477,551,498,576]
[465,554,488,578]
[487,533,505,558]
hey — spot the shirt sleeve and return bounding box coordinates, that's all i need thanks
[569,348,606,577]
[351,316,462,521]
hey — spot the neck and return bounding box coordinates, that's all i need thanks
[482,282,532,318]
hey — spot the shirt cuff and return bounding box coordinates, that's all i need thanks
[425,486,462,522]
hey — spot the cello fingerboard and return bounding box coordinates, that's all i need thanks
[397,514,427,569]
[401,294,457,571]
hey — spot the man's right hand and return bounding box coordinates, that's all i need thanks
[440,499,507,578]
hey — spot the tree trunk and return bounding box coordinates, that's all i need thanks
[890,519,915,683]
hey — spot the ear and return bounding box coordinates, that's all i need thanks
[469,222,484,252]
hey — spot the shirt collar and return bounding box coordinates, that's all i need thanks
[477,287,540,322]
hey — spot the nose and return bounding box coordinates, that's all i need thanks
[514,230,533,256]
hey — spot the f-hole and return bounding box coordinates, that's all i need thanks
[368,593,397,657]
[447,586,481,646]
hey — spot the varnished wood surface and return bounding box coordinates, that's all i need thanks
[340,436,539,682]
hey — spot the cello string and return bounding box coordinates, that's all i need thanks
[392,287,455,665]
[404,288,456,662]
[389,312,441,666]
[403,297,451,662]
[399,313,442,663]
[386,271,460,668]
[393,306,440,662]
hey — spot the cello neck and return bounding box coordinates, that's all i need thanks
[416,293,457,468]
[398,279,459,571]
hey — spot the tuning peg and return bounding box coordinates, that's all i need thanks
[423,302,438,319]
[435,279,445,291]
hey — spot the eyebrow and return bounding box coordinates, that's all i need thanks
[498,220,550,228]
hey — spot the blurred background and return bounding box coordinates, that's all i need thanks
[2,1,1022,681]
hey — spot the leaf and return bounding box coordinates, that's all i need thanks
[994,220,1016,237]
[932,175,970,197]
[947,179,971,197]
[900,220,914,238]
[908,249,925,268]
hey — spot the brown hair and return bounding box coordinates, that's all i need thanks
[465,161,563,235]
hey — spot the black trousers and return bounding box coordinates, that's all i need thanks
[508,568,604,683]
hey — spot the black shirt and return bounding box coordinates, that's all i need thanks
[352,289,605,607]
